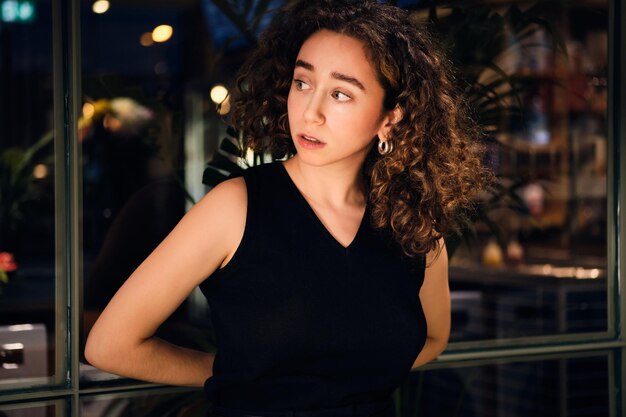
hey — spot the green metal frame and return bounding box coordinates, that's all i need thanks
[54,0,81,412]
[609,0,626,413]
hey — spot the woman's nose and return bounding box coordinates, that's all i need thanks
[303,93,325,125]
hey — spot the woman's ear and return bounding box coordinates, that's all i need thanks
[377,106,403,140]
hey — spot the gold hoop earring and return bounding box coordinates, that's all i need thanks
[378,139,393,155]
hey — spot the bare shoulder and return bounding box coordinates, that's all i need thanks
[193,177,247,268]
[189,176,247,230]
[212,176,247,197]
[197,176,246,210]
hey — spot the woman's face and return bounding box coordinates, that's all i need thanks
[287,30,396,169]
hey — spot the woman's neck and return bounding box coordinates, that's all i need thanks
[282,156,367,209]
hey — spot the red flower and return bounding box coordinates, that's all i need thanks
[0,252,17,273]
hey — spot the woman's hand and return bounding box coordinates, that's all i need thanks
[84,177,247,387]
[411,238,450,369]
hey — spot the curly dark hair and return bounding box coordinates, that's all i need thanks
[230,0,492,257]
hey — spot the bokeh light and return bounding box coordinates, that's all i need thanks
[82,102,95,119]
[152,25,173,43]
[140,32,154,47]
[210,84,228,104]
[92,0,110,14]
[217,96,231,115]
[33,164,48,179]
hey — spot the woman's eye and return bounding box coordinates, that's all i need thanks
[332,91,351,101]
[293,79,310,90]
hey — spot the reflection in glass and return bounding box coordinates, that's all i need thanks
[445,1,609,341]
[79,1,216,384]
[0,399,64,417]
[81,389,208,417]
[0,0,57,386]
[398,354,609,417]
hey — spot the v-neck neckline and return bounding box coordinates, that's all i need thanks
[277,162,368,251]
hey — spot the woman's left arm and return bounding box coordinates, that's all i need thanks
[411,238,450,369]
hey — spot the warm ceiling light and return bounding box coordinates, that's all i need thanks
[152,25,173,43]
[210,84,228,104]
[92,0,110,14]
[140,32,154,47]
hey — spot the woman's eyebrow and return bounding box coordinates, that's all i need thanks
[295,59,366,91]
[331,72,365,91]
[295,59,314,71]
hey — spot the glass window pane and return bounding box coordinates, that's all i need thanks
[398,353,610,417]
[81,389,208,417]
[0,0,58,388]
[79,0,217,384]
[441,0,609,342]
[0,399,65,417]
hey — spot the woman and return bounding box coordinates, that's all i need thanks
[85,1,490,416]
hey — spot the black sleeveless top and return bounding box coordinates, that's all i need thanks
[199,162,427,413]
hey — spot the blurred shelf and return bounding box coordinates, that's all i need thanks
[450,259,606,287]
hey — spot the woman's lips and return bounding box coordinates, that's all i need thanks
[297,134,326,149]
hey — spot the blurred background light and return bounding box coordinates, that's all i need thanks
[217,96,231,115]
[1,0,35,23]
[210,84,228,104]
[92,0,110,15]
[152,24,173,43]
[140,32,154,47]
[82,102,95,119]
[154,61,168,75]
[33,164,48,180]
